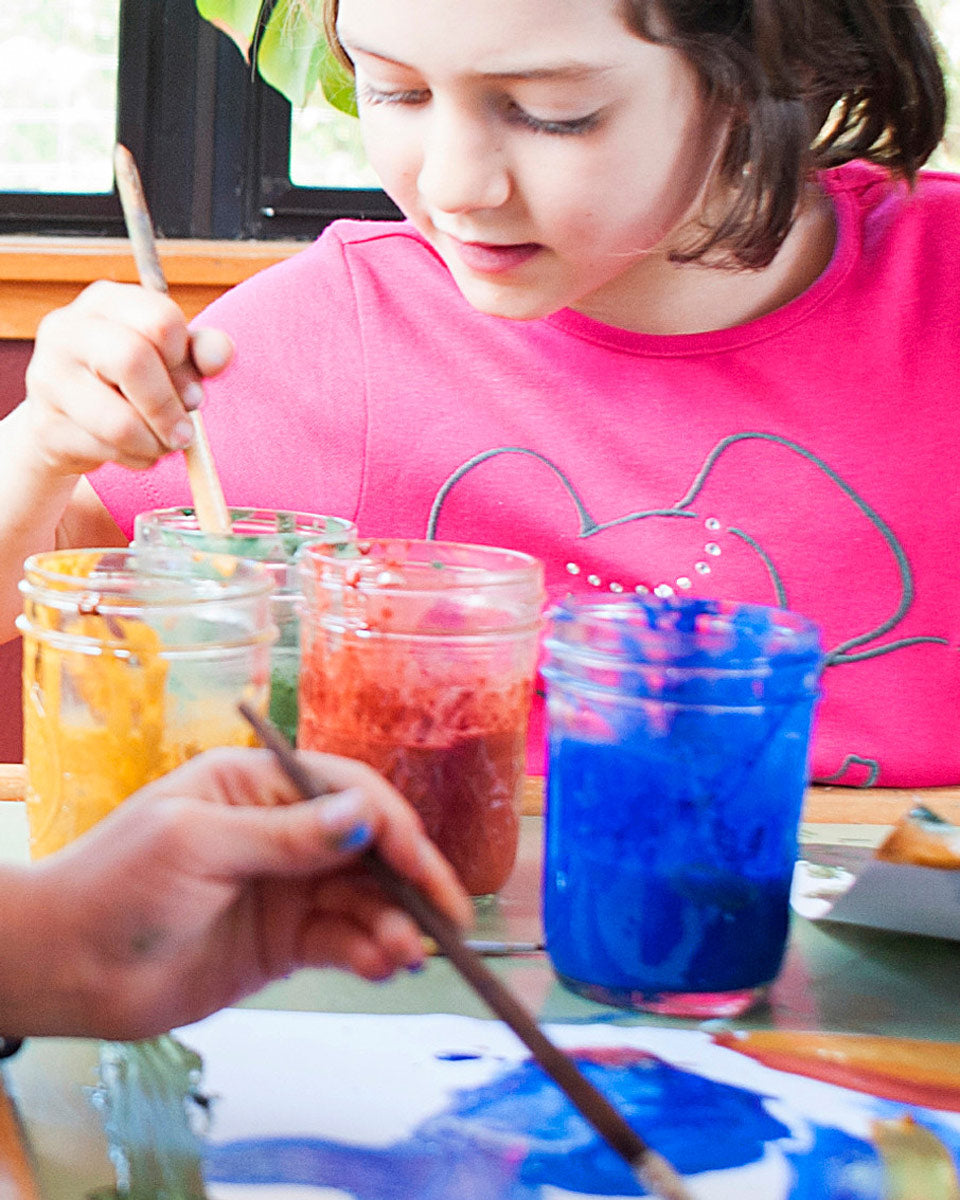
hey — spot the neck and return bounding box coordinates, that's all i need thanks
[575,183,837,336]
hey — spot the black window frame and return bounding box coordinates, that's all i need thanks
[0,0,399,241]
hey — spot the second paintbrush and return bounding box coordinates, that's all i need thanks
[238,702,694,1200]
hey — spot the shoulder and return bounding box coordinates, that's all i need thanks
[821,160,960,237]
[194,218,448,334]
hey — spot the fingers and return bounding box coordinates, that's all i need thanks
[296,753,476,930]
[189,326,234,377]
[298,879,429,978]
[24,281,232,475]
[133,748,473,930]
[137,746,298,809]
[197,783,472,928]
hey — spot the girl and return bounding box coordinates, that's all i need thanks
[3,0,957,787]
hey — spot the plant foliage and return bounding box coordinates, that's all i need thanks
[195,0,356,113]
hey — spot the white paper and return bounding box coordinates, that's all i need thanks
[174,1009,960,1200]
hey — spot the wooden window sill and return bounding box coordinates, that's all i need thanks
[0,237,306,340]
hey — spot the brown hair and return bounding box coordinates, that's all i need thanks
[317,0,947,268]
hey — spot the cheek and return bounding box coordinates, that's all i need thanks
[357,116,421,201]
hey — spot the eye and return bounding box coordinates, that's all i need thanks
[357,82,430,107]
[502,100,601,136]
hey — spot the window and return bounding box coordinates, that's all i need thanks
[0,0,397,241]
[0,2,120,194]
[0,0,957,242]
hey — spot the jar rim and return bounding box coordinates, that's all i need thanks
[545,595,822,668]
[302,537,544,594]
[20,547,274,606]
[135,506,357,539]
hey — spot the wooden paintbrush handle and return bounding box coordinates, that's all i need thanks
[183,411,231,534]
[113,144,231,535]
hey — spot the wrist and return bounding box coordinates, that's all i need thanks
[0,866,49,1036]
[0,863,102,1038]
[5,401,82,489]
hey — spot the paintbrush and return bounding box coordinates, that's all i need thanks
[238,702,694,1200]
[113,144,231,535]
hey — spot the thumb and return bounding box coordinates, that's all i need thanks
[189,326,234,377]
[198,789,373,879]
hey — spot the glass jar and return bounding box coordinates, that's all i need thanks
[542,595,822,1017]
[18,547,275,858]
[299,539,545,896]
[133,507,356,743]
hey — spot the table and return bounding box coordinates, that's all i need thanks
[1,785,959,1199]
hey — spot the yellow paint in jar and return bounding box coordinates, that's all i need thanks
[18,548,275,858]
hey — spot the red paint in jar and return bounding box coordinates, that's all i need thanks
[298,539,544,895]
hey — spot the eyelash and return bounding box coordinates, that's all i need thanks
[357,84,600,137]
[503,102,600,137]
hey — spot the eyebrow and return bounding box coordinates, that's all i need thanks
[339,38,613,82]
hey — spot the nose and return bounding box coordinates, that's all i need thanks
[417,100,511,215]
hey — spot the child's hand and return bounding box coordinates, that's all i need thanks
[23,281,234,478]
[21,748,472,1040]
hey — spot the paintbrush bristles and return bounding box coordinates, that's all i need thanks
[635,1151,698,1200]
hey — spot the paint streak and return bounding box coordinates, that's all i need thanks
[714,1033,960,1114]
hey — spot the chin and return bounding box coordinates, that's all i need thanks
[454,277,564,323]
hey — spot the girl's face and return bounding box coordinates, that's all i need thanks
[337,0,728,325]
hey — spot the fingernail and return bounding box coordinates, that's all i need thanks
[194,327,233,371]
[183,382,205,411]
[336,822,373,852]
[317,789,372,852]
[171,418,195,449]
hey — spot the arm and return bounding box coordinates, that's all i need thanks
[0,282,233,640]
[0,748,471,1040]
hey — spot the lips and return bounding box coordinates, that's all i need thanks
[447,238,543,274]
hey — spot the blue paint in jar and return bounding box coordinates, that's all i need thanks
[542,597,822,1016]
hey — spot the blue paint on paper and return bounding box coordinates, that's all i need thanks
[436,1051,483,1061]
[204,1049,789,1196]
[783,1106,960,1200]
[202,1047,960,1197]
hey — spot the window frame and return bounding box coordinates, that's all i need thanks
[0,0,398,242]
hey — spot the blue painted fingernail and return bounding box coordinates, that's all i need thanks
[335,822,372,852]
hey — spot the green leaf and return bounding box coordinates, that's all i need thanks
[195,0,265,64]
[316,32,358,116]
[257,0,356,114]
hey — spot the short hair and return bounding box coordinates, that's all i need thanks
[622,0,948,267]
[318,0,947,268]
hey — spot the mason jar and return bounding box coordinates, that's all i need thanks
[299,539,545,896]
[542,595,822,1017]
[18,547,275,858]
[133,506,356,743]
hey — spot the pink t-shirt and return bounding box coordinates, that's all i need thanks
[93,162,960,787]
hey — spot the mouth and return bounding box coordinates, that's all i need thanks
[443,236,543,275]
